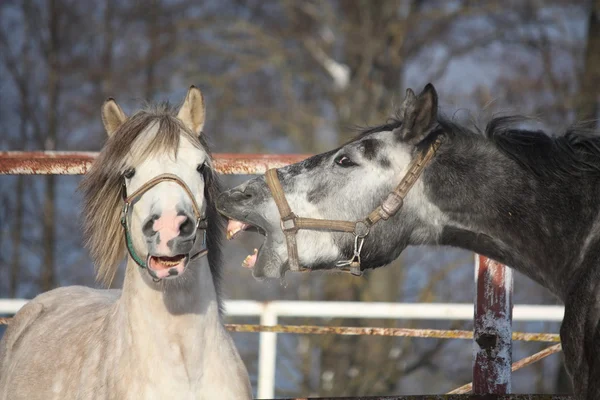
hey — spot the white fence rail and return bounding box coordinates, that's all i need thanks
[0,299,565,398]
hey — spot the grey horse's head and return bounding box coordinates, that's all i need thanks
[217,84,445,279]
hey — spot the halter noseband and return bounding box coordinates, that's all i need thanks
[120,173,208,277]
[265,137,443,276]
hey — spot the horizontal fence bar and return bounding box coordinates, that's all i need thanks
[230,301,565,322]
[0,151,312,175]
[0,317,559,343]
[0,299,566,322]
[225,324,560,342]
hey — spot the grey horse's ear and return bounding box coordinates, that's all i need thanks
[394,83,438,145]
[177,85,206,136]
[101,98,128,137]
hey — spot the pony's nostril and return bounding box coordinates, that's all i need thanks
[142,214,158,237]
[179,216,195,237]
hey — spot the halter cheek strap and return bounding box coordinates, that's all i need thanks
[265,137,443,276]
[120,173,208,274]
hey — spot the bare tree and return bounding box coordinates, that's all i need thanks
[576,0,600,123]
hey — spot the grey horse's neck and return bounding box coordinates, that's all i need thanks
[431,140,597,301]
[118,257,221,367]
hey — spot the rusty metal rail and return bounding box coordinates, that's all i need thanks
[224,324,560,343]
[0,317,559,343]
[0,151,311,175]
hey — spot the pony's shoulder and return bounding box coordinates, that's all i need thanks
[2,286,120,349]
[0,301,44,356]
[30,285,121,307]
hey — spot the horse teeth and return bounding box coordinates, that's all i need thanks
[242,249,258,268]
[242,255,251,267]
[158,259,181,267]
[226,220,249,240]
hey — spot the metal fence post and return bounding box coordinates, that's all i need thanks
[473,255,514,394]
[257,302,278,399]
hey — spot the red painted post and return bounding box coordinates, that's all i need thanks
[473,255,513,394]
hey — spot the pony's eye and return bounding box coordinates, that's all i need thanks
[334,155,357,167]
[123,168,136,179]
[197,162,206,174]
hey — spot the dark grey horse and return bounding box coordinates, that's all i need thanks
[217,83,600,399]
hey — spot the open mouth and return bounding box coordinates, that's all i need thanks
[226,219,266,269]
[148,254,188,278]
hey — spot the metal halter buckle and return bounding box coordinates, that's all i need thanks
[336,234,366,276]
[380,192,403,219]
[120,203,130,226]
[280,213,298,233]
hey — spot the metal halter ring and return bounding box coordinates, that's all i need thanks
[336,234,366,276]
[354,220,370,238]
[280,213,298,233]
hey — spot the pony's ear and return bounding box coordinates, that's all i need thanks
[177,85,206,136]
[394,83,438,145]
[101,98,128,137]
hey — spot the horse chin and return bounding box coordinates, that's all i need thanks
[147,254,189,280]
[227,220,286,279]
[250,235,286,279]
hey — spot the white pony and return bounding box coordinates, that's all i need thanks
[0,87,252,399]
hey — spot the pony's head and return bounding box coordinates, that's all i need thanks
[217,84,442,279]
[81,87,221,285]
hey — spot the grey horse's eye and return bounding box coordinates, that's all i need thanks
[196,162,206,174]
[123,168,136,179]
[334,154,357,168]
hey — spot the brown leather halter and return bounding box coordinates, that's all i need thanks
[265,137,443,276]
[120,173,208,273]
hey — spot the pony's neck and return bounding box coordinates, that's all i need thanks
[118,257,222,364]
[429,138,581,300]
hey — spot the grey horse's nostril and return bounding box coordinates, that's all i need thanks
[142,214,159,237]
[228,189,253,202]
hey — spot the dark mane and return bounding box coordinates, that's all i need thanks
[356,114,600,178]
[348,119,404,144]
[198,133,225,312]
[482,116,600,178]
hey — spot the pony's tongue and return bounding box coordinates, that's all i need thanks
[227,219,249,240]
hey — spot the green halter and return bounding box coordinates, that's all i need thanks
[120,203,149,268]
[120,173,209,276]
